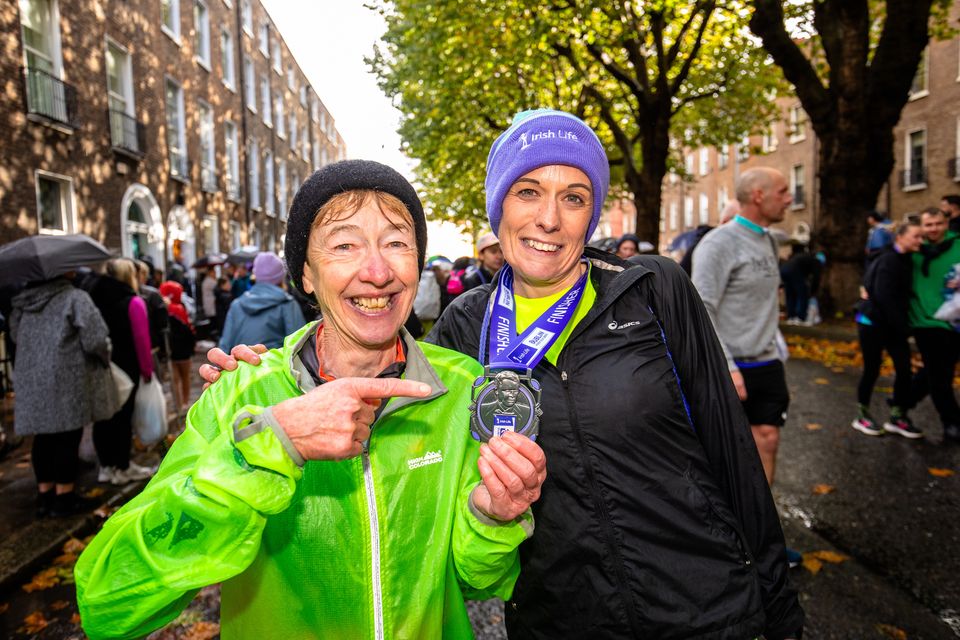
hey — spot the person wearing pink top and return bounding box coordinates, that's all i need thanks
[88,259,156,485]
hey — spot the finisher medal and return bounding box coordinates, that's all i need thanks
[469,262,588,442]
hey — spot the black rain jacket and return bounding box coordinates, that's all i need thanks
[428,249,803,639]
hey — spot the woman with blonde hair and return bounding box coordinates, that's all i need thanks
[88,258,156,484]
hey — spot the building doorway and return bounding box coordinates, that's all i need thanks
[121,183,164,269]
[167,205,196,272]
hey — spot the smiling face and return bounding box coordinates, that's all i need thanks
[921,210,949,244]
[300,191,419,351]
[499,165,592,298]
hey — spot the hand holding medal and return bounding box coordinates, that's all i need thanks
[470,430,547,522]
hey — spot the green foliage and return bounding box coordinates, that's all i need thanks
[369,0,782,230]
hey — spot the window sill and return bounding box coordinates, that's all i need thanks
[247,104,257,114]
[243,27,254,38]
[161,26,182,46]
[196,58,212,73]
[909,90,929,102]
[260,48,269,58]
[790,203,806,211]
[26,113,75,135]
[170,173,190,185]
[38,228,71,236]
[201,185,218,194]
[224,81,236,93]
[265,210,277,218]
[903,183,928,192]
[789,136,806,145]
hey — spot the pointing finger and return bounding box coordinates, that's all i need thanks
[341,377,432,400]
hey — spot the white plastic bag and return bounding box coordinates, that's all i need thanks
[806,297,822,325]
[132,376,168,445]
[934,295,960,326]
[111,362,134,411]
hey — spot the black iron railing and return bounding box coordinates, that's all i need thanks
[23,66,78,128]
[108,109,146,155]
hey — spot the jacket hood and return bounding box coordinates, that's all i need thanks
[236,283,294,315]
[159,280,184,304]
[12,278,73,313]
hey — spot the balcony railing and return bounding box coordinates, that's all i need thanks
[108,109,146,156]
[900,167,927,188]
[23,66,79,128]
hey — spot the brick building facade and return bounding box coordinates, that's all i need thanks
[2,0,346,270]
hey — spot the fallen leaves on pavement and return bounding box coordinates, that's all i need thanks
[22,567,59,592]
[801,550,849,575]
[182,621,221,640]
[805,423,824,431]
[50,600,70,611]
[928,468,955,478]
[812,484,835,495]
[813,378,831,385]
[83,487,106,498]
[876,623,908,639]
[18,611,49,634]
[63,537,88,554]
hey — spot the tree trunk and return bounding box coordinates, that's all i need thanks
[631,115,671,248]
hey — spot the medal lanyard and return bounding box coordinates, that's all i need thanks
[479,261,588,370]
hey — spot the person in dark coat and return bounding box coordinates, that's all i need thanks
[852,221,924,438]
[159,280,196,413]
[89,259,156,485]
[462,233,503,292]
[780,248,825,325]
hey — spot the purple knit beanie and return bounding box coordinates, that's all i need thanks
[253,252,286,286]
[485,109,610,240]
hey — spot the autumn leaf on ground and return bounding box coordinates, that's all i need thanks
[94,504,118,518]
[50,600,70,611]
[22,567,59,592]
[63,537,87,554]
[19,611,49,634]
[876,623,908,639]
[70,612,81,625]
[83,487,106,498]
[831,367,845,373]
[928,468,955,478]
[812,484,835,495]
[813,378,830,385]
[809,550,849,564]
[53,552,77,566]
[805,423,824,431]
[182,621,221,640]
[802,554,823,575]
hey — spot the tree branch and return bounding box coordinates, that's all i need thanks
[584,42,649,110]
[669,2,716,96]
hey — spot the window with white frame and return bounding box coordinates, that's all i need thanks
[277,160,287,219]
[198,100,216,191]
[225,120,240,200]
[194,1,210,69]
[699,148,709,176]
[319,108,326,133]
[312,137,320,169]
[260,75,271,126]
[718,144,729,170]
[249,224,260,250]
[160,0,180,41]
[320,146,328,167]
[229,220,241,250]
[910,48,928,99]
[699,192,709,224]
[669,201,678,231]
[202,214,219,255]
[762,128,778,152]
[275,94,285,138]
[240,0,252,35]
[904,129,927,189]
[243,56,255,111]
[791,164,805,208]
[683,195,694,229]
[301,133,309,161]
[287,64,295,90]
[299,85,307,107]
[684,153,694,175]
[290,170,299,204]
[258,21,269,55]
[220,25,235,90]
[248,137,260,209]
[311,97,319,123]
[165,78,187,178]
[106,40,136,149]
[736,135,750,162]
[35,171,75,234]
[289,113,297,150]
[264,150,274,216]
[272,40,281,73]
[21,0,62,75]
[788,106,806,143]
[718,185,729,212]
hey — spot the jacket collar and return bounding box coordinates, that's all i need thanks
[287,321,446,419]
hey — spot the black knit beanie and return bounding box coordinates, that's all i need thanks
[284,160,428,296]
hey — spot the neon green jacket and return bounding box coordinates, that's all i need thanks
[75,323,532,639]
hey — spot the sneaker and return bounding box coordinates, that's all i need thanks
[883,417,923,439]
[785,318,800,326]
[123,461,156,481]
[35,491,54,518]
[785,548,803,569]
[852,416,883,436]
[97,466,117,483]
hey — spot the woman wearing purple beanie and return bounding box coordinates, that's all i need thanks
[205,110,804,639]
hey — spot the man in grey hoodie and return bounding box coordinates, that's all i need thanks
[692,167,792,487]
[218,252,306,353]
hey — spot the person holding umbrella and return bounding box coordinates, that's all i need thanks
[0,234,116,516]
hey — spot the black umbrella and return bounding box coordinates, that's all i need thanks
[190,253,228,269]
[226,247,259,265]
[0,234,112,286]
